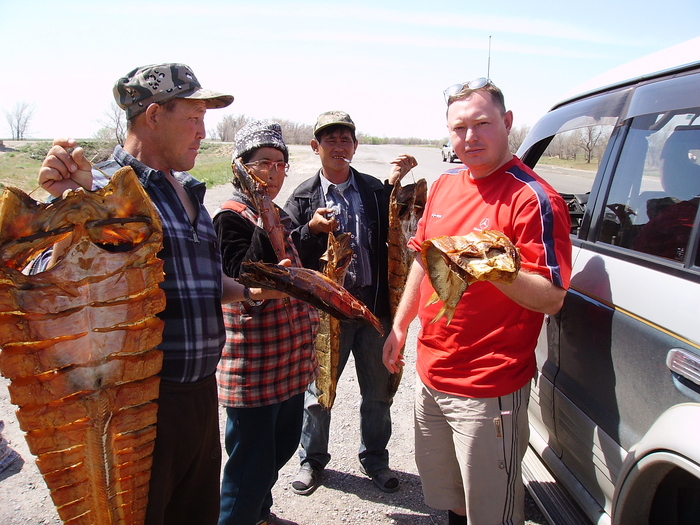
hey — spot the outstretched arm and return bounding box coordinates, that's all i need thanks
[382,255,424,373]
[388,154,418,185]
[221,259,291,304]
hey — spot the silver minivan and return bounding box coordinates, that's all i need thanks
[517,40,700,525]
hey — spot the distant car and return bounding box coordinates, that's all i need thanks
[517,38,700,525]
[441,143,458,162]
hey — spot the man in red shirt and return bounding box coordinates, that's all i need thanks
[382,78,572,525]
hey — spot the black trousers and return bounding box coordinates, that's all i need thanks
[145,374,222,525]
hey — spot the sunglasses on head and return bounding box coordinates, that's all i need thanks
[443,77,493,103]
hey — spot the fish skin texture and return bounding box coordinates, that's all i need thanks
[0,167,165,525]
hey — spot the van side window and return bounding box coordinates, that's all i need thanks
[597,109,700,262]
[533,124,615,234]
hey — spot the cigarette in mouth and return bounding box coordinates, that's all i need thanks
[342,158,350,163]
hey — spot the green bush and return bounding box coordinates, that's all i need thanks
[18,141,53,161]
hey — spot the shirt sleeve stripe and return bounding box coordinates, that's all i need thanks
[507,166,565,287]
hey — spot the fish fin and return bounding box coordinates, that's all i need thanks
[430,304,447,324]
[425,291,440,306]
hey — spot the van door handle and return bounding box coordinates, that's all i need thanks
[667,348,700,390]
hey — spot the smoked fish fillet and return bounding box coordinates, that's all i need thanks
[0,166,165,525]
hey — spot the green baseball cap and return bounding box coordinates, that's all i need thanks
[114,63,234,119]
[313,110,355,136]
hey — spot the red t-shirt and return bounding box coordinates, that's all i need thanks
[409,157,572,398]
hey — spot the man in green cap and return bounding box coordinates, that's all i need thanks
[284,110,417,496]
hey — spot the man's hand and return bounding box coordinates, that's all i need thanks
[388,154,418,185]
[38,138,94,197]
[382,326,407,374]
[221,259,293,303]
[308,207,339,235]
[250,258,291,301]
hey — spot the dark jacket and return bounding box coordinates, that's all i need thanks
[214,190,286,278]
[284,167,392,318]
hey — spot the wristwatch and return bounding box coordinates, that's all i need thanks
[243,287,264,307]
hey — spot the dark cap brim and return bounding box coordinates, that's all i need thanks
[178,87,234,109]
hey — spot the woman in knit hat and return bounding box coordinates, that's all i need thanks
[214,120,319,525]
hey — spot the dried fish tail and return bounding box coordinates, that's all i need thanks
[387,179,427,396]
[315,232,352,409]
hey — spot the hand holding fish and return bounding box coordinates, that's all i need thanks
[309,207,339,234]
[221,259,292,304]
[388,154,418,185]
[247,258,292,301]
[38,138,94,197]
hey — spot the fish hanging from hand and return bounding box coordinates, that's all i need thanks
[422,230,520,325]
[232,158,294,262]
[314,232,353,409]
[0,166,165,525]
[232,158,382,335]
[387,179,427,396]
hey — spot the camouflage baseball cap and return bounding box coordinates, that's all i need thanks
[313,110,355,136]
[114,63,234,120]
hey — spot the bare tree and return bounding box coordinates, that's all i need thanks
[4,101,36,140]
[544,133,565,159]
[508,125,530,154]
[101,101,126,145]
[577,125,606,163]
[213,114,315,145]
[216,114,250,142]
[563,131,581,160]
[276,118,314,144]
[98,102,127,145]
[544,130,581,160]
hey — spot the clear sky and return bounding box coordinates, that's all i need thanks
[1,0,698,141]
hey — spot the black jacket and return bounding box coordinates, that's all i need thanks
[284,168,393,318]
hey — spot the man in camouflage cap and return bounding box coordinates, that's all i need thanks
[115,63,233,120]
[37,64,256,525]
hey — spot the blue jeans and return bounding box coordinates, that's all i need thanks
[299,315,393,475]
[219,393,304,525]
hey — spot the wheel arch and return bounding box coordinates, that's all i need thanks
[613,403,700,524]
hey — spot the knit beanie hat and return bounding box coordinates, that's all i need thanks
[232,120,289,163]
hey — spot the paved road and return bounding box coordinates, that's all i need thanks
[205,143,448,213]
[206,143,597,214]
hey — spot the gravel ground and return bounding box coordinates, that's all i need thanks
[0,144,549,524]
[0,334,548,525]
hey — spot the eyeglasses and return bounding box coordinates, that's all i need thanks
[443,77,493,103]
[244,160,290,173]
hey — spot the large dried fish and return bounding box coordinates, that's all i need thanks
[422,230,520,325]
[315,232,352,409]
[231,158,293,262]
[239,261,383,335]
[0,166,165,525]
[387,179,427,317]
[387,179,427,395]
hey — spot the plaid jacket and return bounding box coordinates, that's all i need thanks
[214,193,319,407]
[94,146,225,383]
